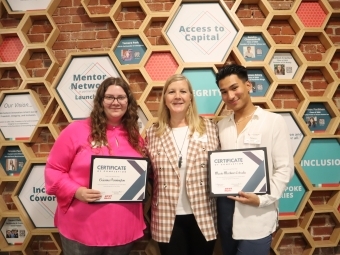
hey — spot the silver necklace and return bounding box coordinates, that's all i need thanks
[171,126,189,168]
[235,110,255,125]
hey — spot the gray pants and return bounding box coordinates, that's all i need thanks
[60,234,134,255]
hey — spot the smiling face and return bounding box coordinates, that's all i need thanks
[103,85,128,125]
[164,80,192,118]
[218,74,252,112]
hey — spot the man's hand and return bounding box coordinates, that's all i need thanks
[227,191,260,207]
[75,187,102,202]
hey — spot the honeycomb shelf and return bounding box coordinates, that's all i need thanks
[0,0,339,254]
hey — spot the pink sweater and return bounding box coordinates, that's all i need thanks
[45,119,146,246]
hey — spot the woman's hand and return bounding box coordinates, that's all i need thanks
[75,187,102,202]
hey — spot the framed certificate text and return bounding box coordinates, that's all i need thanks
[90,156,149,202]
[208,148,270,196]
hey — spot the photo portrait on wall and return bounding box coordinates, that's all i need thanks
[243,46,255,58]
[274,64,285,75]
[6,158,17,172]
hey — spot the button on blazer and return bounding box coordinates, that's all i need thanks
[145,118,220,242]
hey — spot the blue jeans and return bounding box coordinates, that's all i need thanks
[217,197,238,255]
[236,235,272,255]
[217,197,272,255]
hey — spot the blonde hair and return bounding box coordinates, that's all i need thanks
[155,74,206,136]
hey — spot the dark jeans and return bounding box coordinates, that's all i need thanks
[217,197,238,255]
[60,234,133,255]
[217,197,272,255]
[157,214,216,255]
[236,235,272,255]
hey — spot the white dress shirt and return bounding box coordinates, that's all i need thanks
[218,107,294,239]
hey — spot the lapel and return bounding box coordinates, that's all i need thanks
[186,131,201,179]
[160,125,180,178]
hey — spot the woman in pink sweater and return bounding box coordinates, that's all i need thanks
[45,77,146,255]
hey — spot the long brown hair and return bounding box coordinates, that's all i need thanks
[89,77,143,155]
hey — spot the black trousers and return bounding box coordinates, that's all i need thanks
[157,214,216,255]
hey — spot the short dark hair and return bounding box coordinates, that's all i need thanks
[216,64,249,85]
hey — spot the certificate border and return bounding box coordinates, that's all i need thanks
[89,155,149,203]
[208,147,270,197]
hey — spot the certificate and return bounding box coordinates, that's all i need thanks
[208,148,270,196]
[89,156,149,202]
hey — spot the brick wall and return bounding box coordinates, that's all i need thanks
[1,0,339,254]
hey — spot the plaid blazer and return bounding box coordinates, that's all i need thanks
[145,118,220,242]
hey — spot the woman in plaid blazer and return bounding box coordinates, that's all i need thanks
[145,74,220,255]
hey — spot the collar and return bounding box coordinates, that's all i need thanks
[226,106,262,123]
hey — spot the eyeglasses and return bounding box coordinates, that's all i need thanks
[103,95,127,104]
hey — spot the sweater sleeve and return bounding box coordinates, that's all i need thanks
[44,122,84,213]
[258,114,294,207]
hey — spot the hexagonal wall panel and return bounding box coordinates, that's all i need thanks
[303,102,332,133]
[332,84,340,111]
[330,49,340,79]
[113,36,147,65]
[296,2,327,27]
[165,2,237,63]
[324,13,340,46]
[144,52,178,81]
[301,67,335,97]
[0,180,17,211]
[144,86,163,118]
[298,32,333,62]
[54,54,120,120]
[275,111,305,155]
[144,0,177,12]
[305,212,340,245]
[5,0,54,12]
[1,0,340,254]
[0,66,23,90]
[0,146,26,176]
[309,190,339,208]
[111,1,148,30]
[235,1,269,27]
[271,83,307,111]
[267,15,299,45]
[300,138,340,187]
[182,68,221,116]
[270,52,299,79]
[21,81,53,108]
[82,0,115,17]
[237,34,269,61]
[0,217,28,246]
[0,3,21,28]
[0,92,42,141]
[17,164,56,228]
[19,47,58,80]
[272,230,314,255]
[247,69,271,97]
[29,126,56,158]
[0,36,24,62]
[19,13,59,47]
[279,170,307,216]
[121,70,147,101]
[143,16,168,46]
[24,233,61,254]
